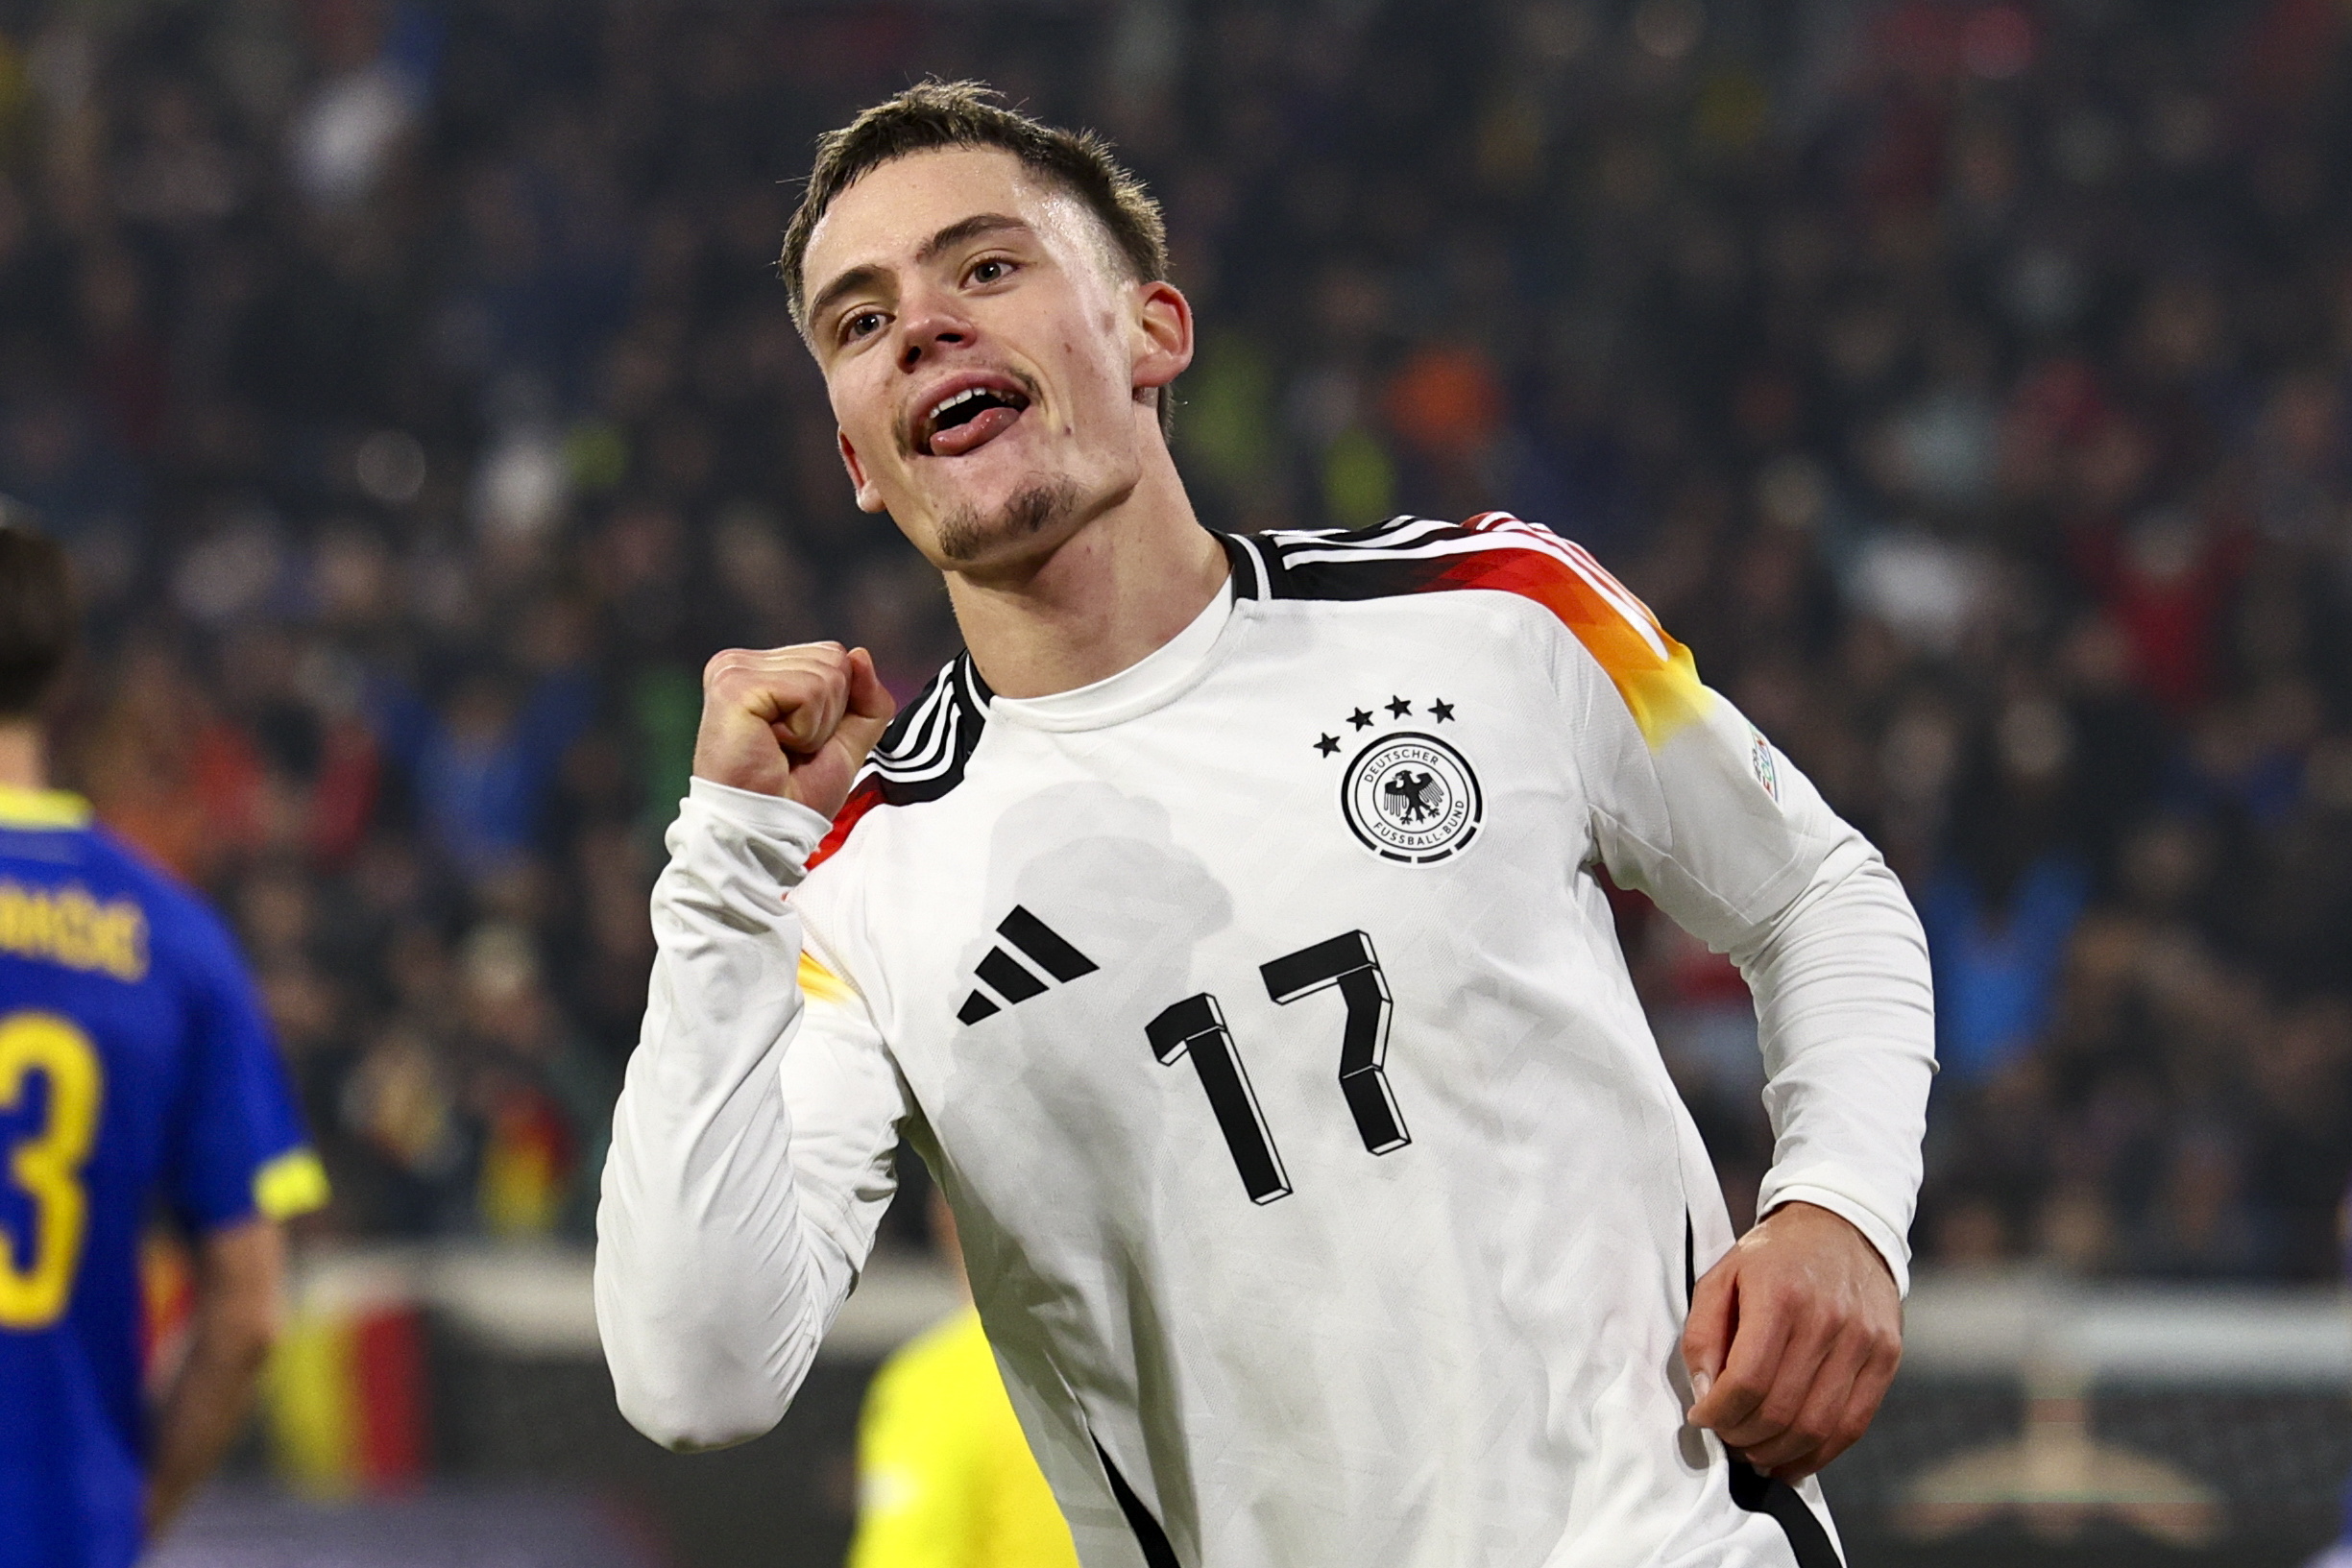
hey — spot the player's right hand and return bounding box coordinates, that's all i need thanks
[693,642,895,819]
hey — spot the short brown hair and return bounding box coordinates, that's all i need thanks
[779,81,1175,432]
[0,519,73,718]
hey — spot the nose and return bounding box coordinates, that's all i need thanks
[895,289,972,373]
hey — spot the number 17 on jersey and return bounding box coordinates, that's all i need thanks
[1146,929,1410,1205]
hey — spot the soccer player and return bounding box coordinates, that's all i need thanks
[0,522,327,1568]
[847,1192,1079,1568]
[597,84,1934,1566]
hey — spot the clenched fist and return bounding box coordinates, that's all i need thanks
[1683,1200,1903,1482]
[693,642,896,819]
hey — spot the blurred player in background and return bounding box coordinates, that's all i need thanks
[846,1190,1079,1568]
[0,521,327,1568]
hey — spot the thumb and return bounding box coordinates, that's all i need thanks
[1683,1262,1735,1423]
[836,647,896,758]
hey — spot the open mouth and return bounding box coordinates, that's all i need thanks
[920,382,1031,458]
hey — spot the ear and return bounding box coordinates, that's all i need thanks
[838,428,886,514]
[1130,278,1194,398]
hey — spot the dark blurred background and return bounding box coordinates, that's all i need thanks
[7,0,2352,1563]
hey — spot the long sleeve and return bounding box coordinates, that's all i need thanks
[594,777,909,1451]
[1728,838,1935,1293]
[1549,545,1935,1293]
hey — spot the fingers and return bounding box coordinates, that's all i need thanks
[1686,1269,1791,1440]
[1684,1203,1905,1483]
[692,642,861,798]
[1680,1257,1736,1409]
[1770,1319,1903,1480]
[772,656,852,755]
[702,642,845,712]
[780,646,899,819]
[1735,1322,1865,1473]
[836,646,897,756]
[770,695,843,758]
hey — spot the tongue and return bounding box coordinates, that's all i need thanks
[931,403,1021,457]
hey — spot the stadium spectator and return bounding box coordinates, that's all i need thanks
[2,0,2347,1280]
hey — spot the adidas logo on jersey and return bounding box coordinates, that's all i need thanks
[957,906,1099,1025]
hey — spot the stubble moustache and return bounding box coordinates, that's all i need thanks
[934,477,1082,565]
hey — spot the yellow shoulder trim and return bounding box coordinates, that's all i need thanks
[0,786,91,830]
[254,1147,331,1220]
[799,950,858,1008]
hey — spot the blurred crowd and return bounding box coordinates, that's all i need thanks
[9,0,2352,1279]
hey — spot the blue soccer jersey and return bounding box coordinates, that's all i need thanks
[0,786,326,1568]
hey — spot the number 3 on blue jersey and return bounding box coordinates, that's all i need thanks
[0,1011,102,1330]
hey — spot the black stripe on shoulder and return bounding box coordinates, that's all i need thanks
[861,652,989,808]
[1215,530,1270,600]
[1248,515,1505,602]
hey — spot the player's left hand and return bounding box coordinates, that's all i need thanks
[1682,1199,1902,1482]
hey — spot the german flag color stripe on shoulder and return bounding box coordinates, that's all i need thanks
[1238,515,1713,749]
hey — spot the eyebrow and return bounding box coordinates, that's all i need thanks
[805,213,1035,335]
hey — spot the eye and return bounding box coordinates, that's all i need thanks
[968,257,1012,285]
[843,310,885,342]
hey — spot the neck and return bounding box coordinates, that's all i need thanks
[0,721,44,791]
[943,440,1227,699]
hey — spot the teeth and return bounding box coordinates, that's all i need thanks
[928,385,1013,427]
[930,387,986,429]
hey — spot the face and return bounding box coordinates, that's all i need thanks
[801,147,1190,574]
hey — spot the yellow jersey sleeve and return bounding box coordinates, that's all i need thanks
[846,1307,1079,1568]
[254,1146,331,1220]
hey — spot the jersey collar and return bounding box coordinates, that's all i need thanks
[982,562,1239,734]
[0,784,92,830]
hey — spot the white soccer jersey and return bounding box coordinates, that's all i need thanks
[596,514,1935,1568]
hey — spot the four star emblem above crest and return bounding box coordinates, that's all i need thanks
[1317,699,1456,753]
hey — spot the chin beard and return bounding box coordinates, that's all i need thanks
[934,478,1083,565]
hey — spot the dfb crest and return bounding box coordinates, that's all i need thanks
[1341,732,1482,863]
